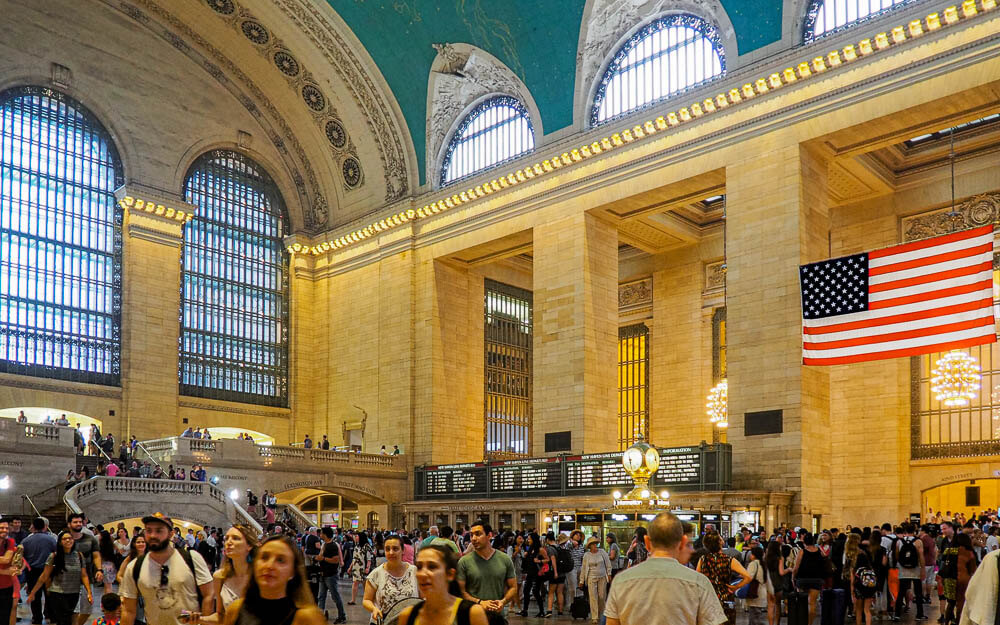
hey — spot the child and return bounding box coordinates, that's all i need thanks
[92,592,121,625]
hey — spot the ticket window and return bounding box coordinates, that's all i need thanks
[473,513,491,529]
[498,513,512,532]
[556,514,576,534]
[417,515,430,532]
[521,513,536,532]
[603,513,637,545]
[673,512,701,537]
[701,514,723,537]
[577,514,603,541]
[434,513,449,527]
[732,510,760,532]
[455,514,469,532]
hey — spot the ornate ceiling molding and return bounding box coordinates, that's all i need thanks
[267,0,412,202]
[200,0,365,195]
[111,0,331,231]
[426,43,543,187]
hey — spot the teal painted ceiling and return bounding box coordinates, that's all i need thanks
[328,1,784,184]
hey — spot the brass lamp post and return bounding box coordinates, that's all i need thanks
[613,436,670,507]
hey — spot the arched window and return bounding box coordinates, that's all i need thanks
[592,15,725,126]
[0,86,123,385]
[181,150,289,407]
[441,96,534,186]
[804,0,917,42]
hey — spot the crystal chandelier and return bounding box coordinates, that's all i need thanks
[707,379,728,428]
[931,350,981,407]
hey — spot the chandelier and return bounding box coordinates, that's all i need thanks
[707,379,728,428]
[931,350,981,407]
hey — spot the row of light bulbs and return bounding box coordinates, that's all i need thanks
[288,0,996,258]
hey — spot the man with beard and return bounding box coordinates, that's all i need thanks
[68,512,103,625]
[120,513,213,625]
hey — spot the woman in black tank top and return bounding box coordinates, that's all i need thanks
[398,545,487,625]
[222,535,324,625]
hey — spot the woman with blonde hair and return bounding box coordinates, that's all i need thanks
[222,534,324,625]
[193,525,260,624]
[844,533,876,625]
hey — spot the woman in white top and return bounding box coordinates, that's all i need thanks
[578,537,612,624]
[363,535,418,624]
[744,546,769,625]
[114,528,131,561]
[197,524,260,624]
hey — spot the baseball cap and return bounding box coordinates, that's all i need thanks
[141,512,173,529]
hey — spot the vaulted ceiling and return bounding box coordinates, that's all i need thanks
[327,0,785,182]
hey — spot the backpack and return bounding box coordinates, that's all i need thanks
[132,547,203,603]
[855,566,878,589]
[556,545,575,574]
[897,537,920,569]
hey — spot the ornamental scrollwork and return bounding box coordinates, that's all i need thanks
[901,193,1000,242]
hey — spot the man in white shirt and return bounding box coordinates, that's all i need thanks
[120,513,213,625]
[605,512,727,625]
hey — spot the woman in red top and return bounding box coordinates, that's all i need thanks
[696,532,752,625]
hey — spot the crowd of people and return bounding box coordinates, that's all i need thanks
[3,510,1000,624]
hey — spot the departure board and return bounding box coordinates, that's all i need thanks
[564,452,633,492]
[490,457,561,493]
[421,463,488,497]
[653,447,702,486]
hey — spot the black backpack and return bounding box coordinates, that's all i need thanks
[556,545,575,574]
[132,546,203,603]
[897,537,920,569]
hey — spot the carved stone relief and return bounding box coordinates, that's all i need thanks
[577,0,734,123]
[704,260,726,292]
[427,43,538,186]
[901,193,1000,242]
[619,277,653,312]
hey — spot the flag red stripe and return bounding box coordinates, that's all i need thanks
[803,333,997,365]
[803,316,994,350]
[869,279,993,309]
[868,261,993,293]
[868,225,994,260]
[802,298,995,335]
[868,242,993,276]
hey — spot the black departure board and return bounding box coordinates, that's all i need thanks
[653,447,702,486]
[422,463,487,497]
[564,452,633,492]
[490,457,561,493]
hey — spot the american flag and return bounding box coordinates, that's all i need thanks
[800,225,996,365]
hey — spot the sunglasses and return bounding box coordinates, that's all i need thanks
[160,564,170,588]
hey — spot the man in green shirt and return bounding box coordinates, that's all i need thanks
[457,523,517,622]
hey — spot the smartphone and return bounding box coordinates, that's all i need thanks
[178,610,192,623]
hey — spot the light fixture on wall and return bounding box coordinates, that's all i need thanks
[707,379,728,428]
[931,350,981,407]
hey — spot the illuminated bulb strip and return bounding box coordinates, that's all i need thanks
[118,196,193,223]
[299,1,991,255]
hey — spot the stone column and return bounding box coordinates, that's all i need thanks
[117,191,190,441]
[725,144,832,526]
[532,212,618,455]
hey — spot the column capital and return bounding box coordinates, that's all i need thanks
[115,185,195,247]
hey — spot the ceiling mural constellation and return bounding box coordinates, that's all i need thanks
[111,0,331,231]
[271,0,412,201]
[203,0,365,194]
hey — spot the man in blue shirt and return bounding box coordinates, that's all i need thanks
[21,517,57,625]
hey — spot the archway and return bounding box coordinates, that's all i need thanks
[922,478,1000,520]
[284,489,361,530]
[0,407,103,446]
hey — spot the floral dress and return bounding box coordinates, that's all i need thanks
[702,551,735,604]
[352,542,374,582]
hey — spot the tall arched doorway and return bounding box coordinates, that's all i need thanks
[922,478,999,520]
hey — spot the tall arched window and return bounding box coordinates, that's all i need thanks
[181,150,289,407]
[441,96,534,186]
[0,86,123,385]
[592,15,725,126]
[804,0,918,42]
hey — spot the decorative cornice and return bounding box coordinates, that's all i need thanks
[178,399,290,419]
[118,195,194,224]
[291,0,997,257]
[0,374,122,399]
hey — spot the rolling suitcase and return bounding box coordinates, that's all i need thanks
[570,587,590,620]
[305,563,322,600]
[821,587,848,625]
[786,591,810,625]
